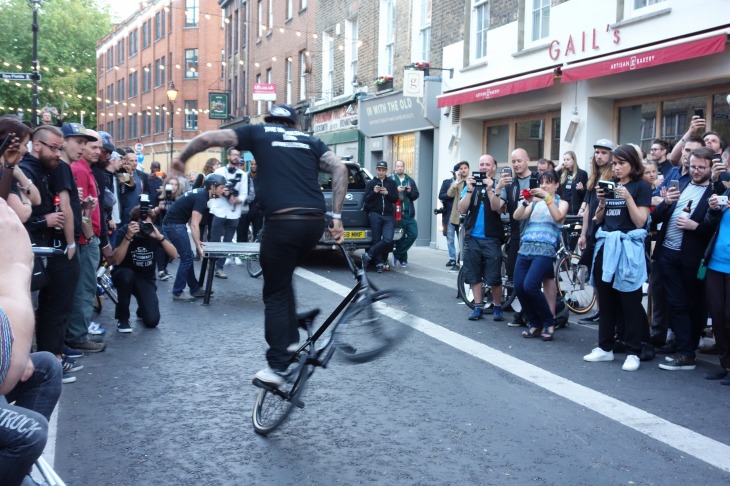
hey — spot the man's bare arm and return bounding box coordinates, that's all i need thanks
[178,130,239,165]
[319,151,348,214]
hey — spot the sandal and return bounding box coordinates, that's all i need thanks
[522,327,541,338]
[541,326,555,342]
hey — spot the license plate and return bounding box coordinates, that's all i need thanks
[343,231,365,239]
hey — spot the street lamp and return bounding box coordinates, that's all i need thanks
[166,81,178,166]
[28,0,43,127]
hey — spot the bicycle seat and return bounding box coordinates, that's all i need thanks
[297,308,320,328]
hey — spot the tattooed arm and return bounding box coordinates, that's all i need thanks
[173,129,240,173]
[319,150,347,244]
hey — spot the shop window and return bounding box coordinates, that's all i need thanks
[487,124,509,164]
[516,119,545,160]
[550,116,561,161]
[712,92,730,142]
[661,96,705,143]
[618,102,657,155]
[392,133,416,176]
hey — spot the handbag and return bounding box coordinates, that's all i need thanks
[697,228,720,280]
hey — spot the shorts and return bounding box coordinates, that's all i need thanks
[463,237,502,287]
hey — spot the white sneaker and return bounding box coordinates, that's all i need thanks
[224,257,232,266]
[583,347,614,362]
[234,257,243,266]
[88,322,106,335]
[622,355,640,372]
[253,367,286,387]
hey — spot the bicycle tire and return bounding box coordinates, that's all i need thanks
[246,236,263,278]
[251,356,311,436]
[99,274,118,305]
[556,253,596,314]
[336,289,411,364]
[456,261,516,311]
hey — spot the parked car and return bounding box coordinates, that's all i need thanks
[319,161,403,250]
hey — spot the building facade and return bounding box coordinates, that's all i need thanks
[96,0,225,173]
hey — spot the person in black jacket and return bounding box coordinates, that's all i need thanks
[558,150,588,216]
[652,147,718,371]
[438,166,458,266]
[362,160,399,272]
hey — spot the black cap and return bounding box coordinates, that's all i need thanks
[264,104,297,125]
[376,161,388,169]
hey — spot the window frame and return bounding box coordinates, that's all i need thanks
[184,100,199,130]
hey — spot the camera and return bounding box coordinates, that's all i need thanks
[434,206,447,215]
[225,173,242,200]
[472,171,486,187]
[598,180,615,199]
[138,194,154,237]
[164,183,173,201]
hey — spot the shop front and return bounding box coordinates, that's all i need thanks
[307,96,363,164]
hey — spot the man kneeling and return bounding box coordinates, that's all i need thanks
[112,201,178,332]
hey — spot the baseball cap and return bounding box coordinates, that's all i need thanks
[97,131,115,152]
[593,138,615,151]
[376,161,388,169]
[264,104,298,124]
[61,123,98,141]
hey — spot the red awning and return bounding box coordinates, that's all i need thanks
[561,33,727,83]
[437,71,555,108]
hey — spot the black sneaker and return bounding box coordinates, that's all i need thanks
[658,354,696,371]
[445,259,456,267]
[579,312,600,323]
[62,357,83,373]
[117,321,133,333]
[63,345,83,359]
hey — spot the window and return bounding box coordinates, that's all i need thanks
[142,111,151,136]
[419,0,431,62]
[301,0,308,10]
[128,29,138,57]
[266,69,273,111]
[117,117,125,142]
[256,74,262,115]
[472,0,489,61]
[186,0,199,27]
[116,39,125,64]
[106,48,113,70]
[258,0,264,37]
[383,0,394,75]
[129,72,138,98]
[117,78,125,102]
[299,51,307,101]
[142,64,152,93]
[142,19,152,48]
[168,53,173,82]
[155,11,166,40]
[287,0,293,19]
[107,121,114,140]
[634,0,665,8]
[345,18,358,95]
[106,85,113,107]
[185,49,198,78]
[531,0,550,42]
[155,109,166,134]
[286,58,292,104]
[233,10,239,53]
[268,0,273,29]
[154,57,165,87]
[98,90,103,111]
[184,101,198,130]
[128,114,138,139]
[323,31,334,101]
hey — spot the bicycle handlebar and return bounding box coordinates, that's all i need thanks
[32,247,64,257]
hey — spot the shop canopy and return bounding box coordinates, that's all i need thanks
[561,30,727,83]
[436,70,556,108]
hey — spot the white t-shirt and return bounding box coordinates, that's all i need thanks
[209,166,248,219]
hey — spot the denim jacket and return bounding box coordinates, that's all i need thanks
[592,227,648,292]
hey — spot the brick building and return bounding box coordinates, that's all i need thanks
[96,0,225,173]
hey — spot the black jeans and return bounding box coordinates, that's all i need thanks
[111,267,161,328]
[506,225,520,280]
[367,212,394,264]
[36,252,80,355]
[210,216,239,270]
[594,248,648,356]
[706,269,730,370]
[261,218,324,370]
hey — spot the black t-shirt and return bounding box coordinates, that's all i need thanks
[233,124,329,215]
[162,188,209,225]
[603,180,652,233]
[50,161,82,241]
[113,224,161,279]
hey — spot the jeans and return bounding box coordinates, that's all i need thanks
[394,216,418,263]
[155,227,170,273]
[112,267,161,328]
[260,218,323,370]
[706,269,730,370]
[446,222,457,261]
[163,224,200,296]
[514,254,555,328]
[238,209,263,242]
[0,352,62,486]
[36,251,80,356]
[656,247,706,358]
[210,216,239,270]
[67,236,100,345]
[367,212,394,265]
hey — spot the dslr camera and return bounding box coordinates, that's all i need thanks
[137,194,155,237]
[433,206,447,215]
[225,173,242,200]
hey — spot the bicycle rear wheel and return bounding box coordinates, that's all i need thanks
[556,253,596,314]
[251,356,311,436]
[456,260,516,311]
[99,273,118,305]
[336,289,411,363]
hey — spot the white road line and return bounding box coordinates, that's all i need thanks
[296,267,730,473]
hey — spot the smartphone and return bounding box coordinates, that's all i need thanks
[716,195,729,205]
[0,133,13,160]
[529,177,539,190]
[501,167,512,178]
[669,180,679,191]
[598,180,615,198]
[694,108,704,119]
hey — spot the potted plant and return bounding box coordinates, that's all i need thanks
[408,61,430,75]
[374,75,393,91]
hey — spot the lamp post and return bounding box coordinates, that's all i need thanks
[166,81,178,166]
[29,0,43,127]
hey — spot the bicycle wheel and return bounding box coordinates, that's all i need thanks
[99,274,118,305]
[247,238,263,278]
[556,253,596,314]
[457,259,516,311]
[336,289,411,363]
[251,356,311,436]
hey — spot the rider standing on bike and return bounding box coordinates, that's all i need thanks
[173,104,347,387]
[457,154,507,322]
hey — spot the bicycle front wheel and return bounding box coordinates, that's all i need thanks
[100,274,118,305]
[251,357,311,436]
[556,253,596,314]
[336,289,411,363]
[247,237,263,278]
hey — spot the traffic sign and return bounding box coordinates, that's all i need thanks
[134,142,144,152]
[0,72,40,81]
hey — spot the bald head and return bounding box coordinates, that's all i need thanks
[82,129,102,165]
[510,148,531,177]
[478,154,497,177]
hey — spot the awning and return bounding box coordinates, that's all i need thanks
[437,70,555,108]
[561,31,727,83]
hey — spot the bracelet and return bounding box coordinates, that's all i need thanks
[82,216,91,223]
[466,190,473,193]
[20,180,33,194]
[329,213,342,220]
[544,195,554,205]
[158,236,166,242]
[521,200,529,207]
[124,235,134,242]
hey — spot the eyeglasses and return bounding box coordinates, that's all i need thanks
[689,165,710,171]
[38,140,63,153]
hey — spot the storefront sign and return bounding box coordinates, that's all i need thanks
[548,25,621,61]
[437,71,555,108]
[312,104,358,134]
[359,83,440,138]
[208,93,229,120]
[252,83,276,101]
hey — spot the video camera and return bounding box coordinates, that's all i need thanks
[137,194,155,237]
[225,173,242,200]
[434,206,447,215]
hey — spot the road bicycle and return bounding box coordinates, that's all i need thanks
[251,243,412,435]
[246,235,262,278]
[554,216,596,314]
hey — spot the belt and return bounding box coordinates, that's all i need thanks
[267,214,324,221]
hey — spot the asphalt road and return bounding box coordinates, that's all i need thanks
[47,247,730,485]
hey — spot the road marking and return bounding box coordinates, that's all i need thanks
[296,267,730,473]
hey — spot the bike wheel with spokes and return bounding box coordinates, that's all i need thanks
[556,253,596,314]
[456,260,516,311]
[336,289,412,363]
[99,274,118,305]
[247,238,263,278]
[251,356,311,436]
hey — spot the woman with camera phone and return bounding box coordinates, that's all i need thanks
[583,145,652,372]
[154,176,187,281]
[111,204,178,332]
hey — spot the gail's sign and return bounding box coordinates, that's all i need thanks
[548,25,621,61]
